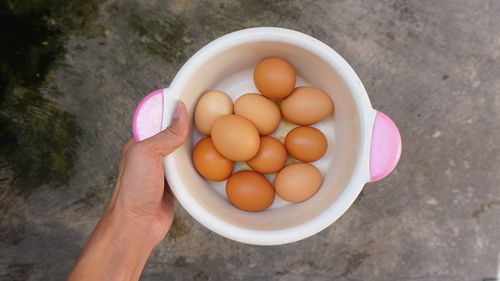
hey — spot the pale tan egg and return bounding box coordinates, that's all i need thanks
[285,126,327,162]
[194,90,233,135]
[234,93,281,135]
[253,58,296,99]
[211,115,260,161]
[226,170,275,212]
[192,137,234,181]
[281,86,334,125]
[246,136,287,174]
[274,163,322,203]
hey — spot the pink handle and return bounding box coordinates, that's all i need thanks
[132,89,164,141]
[369,111,402,182]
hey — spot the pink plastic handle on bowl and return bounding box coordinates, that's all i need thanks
[369,111,402,182]
[132,89,164,141]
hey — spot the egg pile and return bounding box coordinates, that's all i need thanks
[193,58,334,212]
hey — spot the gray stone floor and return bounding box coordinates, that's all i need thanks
[1,0,499,280]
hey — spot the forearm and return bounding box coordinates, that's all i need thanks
[66,207,155,281]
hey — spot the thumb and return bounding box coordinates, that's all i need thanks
[142,101,189,157]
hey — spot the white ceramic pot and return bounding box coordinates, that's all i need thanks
[132,27,402,245]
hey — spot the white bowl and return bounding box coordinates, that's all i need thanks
[132,27,402,245]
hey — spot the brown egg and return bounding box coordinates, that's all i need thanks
[211,115,260,161]
[285,126,327,162]
[226,170,275,212]
[274,163,322,203]
[194,90,233,135]
[281,86,334,125]
[246,136,287,174]
[192,137,234,181]
[234,93,281,135]
[254,58,296,99]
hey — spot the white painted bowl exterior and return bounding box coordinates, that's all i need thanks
[162,27,376,245]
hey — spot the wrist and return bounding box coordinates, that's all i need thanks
[103,205,158,252]
[67,206,155,281]
[91,207,154,280]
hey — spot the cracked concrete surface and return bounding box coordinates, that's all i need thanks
[1,0,499,280]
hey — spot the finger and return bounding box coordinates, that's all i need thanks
[142,101,189,157]
[161,187,175,224]
[123,138,135,153]
[163,180,176,201]
[161,197,175,231]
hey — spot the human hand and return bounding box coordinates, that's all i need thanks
[107,100,189,247]
[67,101,188,281]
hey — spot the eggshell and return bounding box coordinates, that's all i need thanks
[192,137,234,181]
[234,93,281,135]
[274,163,322,203]
[253,58,296,99]
[246,136,287,174]
[285,126,327,162]
[194,90,233,135]
[281,86,334,125]
[211,115,260,161]
[226,170,275,212]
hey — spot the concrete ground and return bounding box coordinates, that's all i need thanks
[1,0,499,280]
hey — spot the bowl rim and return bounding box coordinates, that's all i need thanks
[164,27,375,245]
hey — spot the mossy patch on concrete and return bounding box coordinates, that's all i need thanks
[193,0,301,31]
[220,0,300,20]
[129,14,187,62]
[0,0,103,194]
[167,213,191,240]
[0,86,80,191]
[0,263,35,281]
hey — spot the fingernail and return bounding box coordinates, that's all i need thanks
[173,101,182,120]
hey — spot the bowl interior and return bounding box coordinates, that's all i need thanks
[169,40,361,231]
